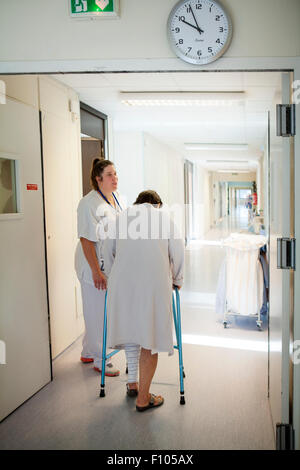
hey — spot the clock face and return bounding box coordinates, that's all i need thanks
[167,0,232,65]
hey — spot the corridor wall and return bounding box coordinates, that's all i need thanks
[112,131,185,233]
[113,131,185,207]
[0,0,299,67]
[194,164,210,238]
[112,131,144,206]
[143,133,184,208]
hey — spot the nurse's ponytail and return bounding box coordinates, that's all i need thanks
[90,158,115,191]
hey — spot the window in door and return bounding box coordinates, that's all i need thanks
[0,156,19,214]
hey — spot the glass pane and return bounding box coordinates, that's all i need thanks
[0,158,18,214]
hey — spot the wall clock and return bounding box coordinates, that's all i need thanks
[167,0,232,65]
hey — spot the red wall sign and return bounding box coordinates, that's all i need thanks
[26,184,38,191]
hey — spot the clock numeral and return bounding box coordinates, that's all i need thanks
[208,47,213,53]
[175,27,180,33]
[179,39,184,44]
[216,38,221,43]
[196,3,202,9]
[215,15,221,21]
[179,16,186,22]
[197,50,202,57]
[186,47,192,54]
[186,5,192,13]
[219,27,224,32]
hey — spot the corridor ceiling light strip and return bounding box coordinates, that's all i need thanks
[206,160,249,163]
[185,143,248,151]
[217,170,251,173]
[120,91,245,107]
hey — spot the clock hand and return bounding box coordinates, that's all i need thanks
[180,18,201,32]
[190,5,204,34]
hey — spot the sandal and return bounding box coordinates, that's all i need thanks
[126,383,138,397]
[136,394,164,412]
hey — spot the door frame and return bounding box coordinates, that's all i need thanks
[1,56,299,448]
[39,110,53,382]
[183,159,194,244]
[80,102,108,195]
[80,101,108,158]
[292,59,300,451]
[267,71,295,442]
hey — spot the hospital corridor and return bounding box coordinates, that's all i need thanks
[1,0,300,452]
[0,206,273,450]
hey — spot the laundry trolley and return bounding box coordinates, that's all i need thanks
[99,287,186,405]
[216,233,267,330]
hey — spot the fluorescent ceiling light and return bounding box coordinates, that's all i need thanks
[120,91,245,107]
[217,170,251,173]
[206,160,249,163]
[185,143,248,151]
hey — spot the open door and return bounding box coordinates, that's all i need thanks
[268,72,295,448]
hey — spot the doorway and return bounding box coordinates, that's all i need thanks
[80,102,107,196]
[0,69,296,450]
[51,69,293,447]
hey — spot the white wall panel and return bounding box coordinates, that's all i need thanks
[0,75,39,108]
[39,76,84,358]
[194,164,210,238]
[0,0,299,63]
[113,131,184,228]
[143,133,184,207]
[112,131,144,206]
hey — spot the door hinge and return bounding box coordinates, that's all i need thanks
[276,104,296,137]
[276,423,295,450]
[277,238,296,270]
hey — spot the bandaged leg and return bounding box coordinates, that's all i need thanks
[124,343,140,383]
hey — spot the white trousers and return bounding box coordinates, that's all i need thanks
[80,281,106,369]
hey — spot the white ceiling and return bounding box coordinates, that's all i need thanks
[53,71,281,171]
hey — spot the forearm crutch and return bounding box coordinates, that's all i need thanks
[99,291,120,397]
[172,287,186,405]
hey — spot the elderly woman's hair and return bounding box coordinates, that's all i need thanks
[134,190,163,206]
[90,158,115,191]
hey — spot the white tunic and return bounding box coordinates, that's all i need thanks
[75,189,123,285]
[104,204,185,355]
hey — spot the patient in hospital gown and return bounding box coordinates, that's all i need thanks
[104,190,184,411]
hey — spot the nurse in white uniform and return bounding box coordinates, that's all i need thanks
[75,158,124,376]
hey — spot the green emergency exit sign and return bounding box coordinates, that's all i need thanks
[70,0,120,18]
